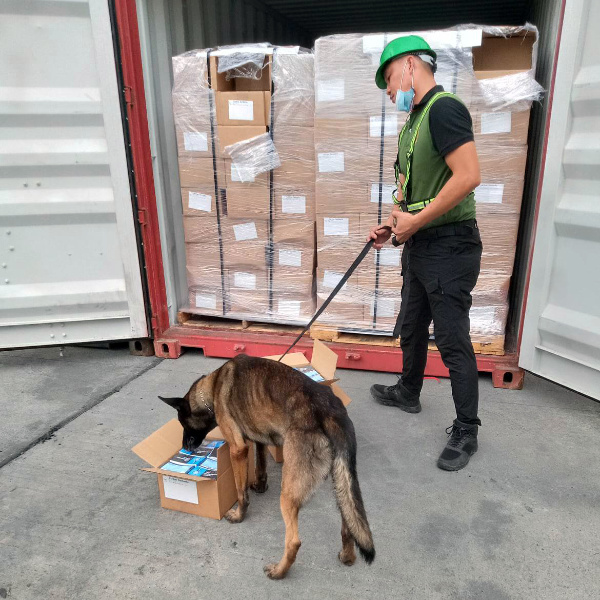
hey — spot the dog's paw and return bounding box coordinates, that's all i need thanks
[250,479,268,494]
[224,508,244,524]
[263,563,286,580]
[338,550,356,566]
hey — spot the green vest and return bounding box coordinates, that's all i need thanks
[396,92,476,230]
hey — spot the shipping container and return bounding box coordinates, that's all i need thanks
[0,0,598,400]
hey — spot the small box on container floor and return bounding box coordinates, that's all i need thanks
[132,421,255,520]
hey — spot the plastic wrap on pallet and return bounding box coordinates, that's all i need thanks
[216,43,271,78]
[224,133,281,181]
[312,26,541,345]
[173,43,315,326]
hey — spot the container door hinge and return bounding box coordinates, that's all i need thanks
[123,85,134,109]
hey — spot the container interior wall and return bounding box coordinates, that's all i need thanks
[136,0,560,335]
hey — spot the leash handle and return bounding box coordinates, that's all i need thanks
[278,229,393,361]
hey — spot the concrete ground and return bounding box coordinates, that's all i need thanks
[1,347,599,600]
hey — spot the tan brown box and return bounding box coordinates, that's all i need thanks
[271,292,316,322]
[274,126,315,162]
[316,214,362,240]
[367,291,402,330]
[179,157,225,188]
[181,187,218,216]
[477,212,521,252]
[315,180,395,215]
[175,126,215,158]
[472,109,530,146]
[217,125,267,158]
[223,242,267,273]
[273,187,316,220]
[215,91,269,126]
[315,295,365,327]
[274,243,315,276]
[274,159,316,185]
[220,216,268,246]
[475,178,525,213]
[132,421,256,520]
[172,92,212,130]
[233,56,272,91]
[477,143,528,180]
[314,118,366,142]
[273,219,315,246]
[225,185,270,220]
[207,56,235,91]
[473,33,535,74]
[224,158,270,187]
[272,273,314,297]
[227,267,268,295]
[182,215,217,244]
[185,243,223,287]
[187,284,227,316]
[228,289,269,315]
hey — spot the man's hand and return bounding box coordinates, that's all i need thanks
[366,224,392,250]
[391,208,420,243]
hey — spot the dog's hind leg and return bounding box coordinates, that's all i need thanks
[338,517,357,566]
[264,432,330,579]
[224,442,250,524]
[250,443,268,494]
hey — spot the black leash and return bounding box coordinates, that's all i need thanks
[278,226,395,361]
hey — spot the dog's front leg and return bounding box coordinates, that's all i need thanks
[225,443,249,524]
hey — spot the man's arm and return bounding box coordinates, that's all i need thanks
[391,141,480,242]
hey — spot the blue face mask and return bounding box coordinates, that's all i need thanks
[395,60,415,113]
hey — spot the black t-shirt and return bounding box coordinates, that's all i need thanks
[412,85,474,157]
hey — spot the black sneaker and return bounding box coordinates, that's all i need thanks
[437,419,478,471]
[370,381,421,413]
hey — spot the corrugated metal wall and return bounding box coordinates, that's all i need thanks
[166,0,310,52]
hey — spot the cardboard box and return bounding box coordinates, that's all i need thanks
[133,421,255,520]
[220,216,268,245]
[317,213,371,241]
[271,292,316,322]
[316,180,396,215]
[472,109,530,146]
[472,33,535,74]
[185,242,223,287]
[181,187,218,217]
[217,125,267,158]
[228,268,267,294]
[179,157,225,188]
[477,143,528,179]
[215,91,270,126]
[224,158,270,187]
[274,126,315,163]
[263,339,352,461]
[176,127,215,158]
[233,56,272,92]
[273,219,315,245]
[274,159,316,185]
[273,187,316,220]
[188,285,227,315]
[225,186,270,220]
[475,178,525,213]
[228,289,269,315]
[182,215,217,244]
[223,242,267,273]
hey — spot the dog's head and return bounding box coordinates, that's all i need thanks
[159,377,217,451]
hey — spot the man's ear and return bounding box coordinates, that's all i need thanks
[158,396,184,410]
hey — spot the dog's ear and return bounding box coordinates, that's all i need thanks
[158,396,184,410]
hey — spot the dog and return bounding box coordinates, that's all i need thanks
[159,353,375,579]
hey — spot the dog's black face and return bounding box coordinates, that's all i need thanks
[159,394,216,452]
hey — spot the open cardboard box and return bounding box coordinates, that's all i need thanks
[263,339,352,462]
[132,420,255,520]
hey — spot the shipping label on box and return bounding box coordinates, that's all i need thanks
[279,249,303,267]
[318,152,345,173]
[281,195,306,214]
[369,115,398,138]
[233,271,257,290]
[476,183,505,204]
[188,191,213,213]
[480,111,512,134]
[233,222,258,241]
[323,217,349,236]
[183,131,209,152]
[195,292,218,310]
[370,183,396,205]
[316,79,345,102]
[228,99,254,121]
[377,247,401,267]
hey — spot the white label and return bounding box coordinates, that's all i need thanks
[370,183,396,205]
[230,163,255,183]
[233,222,258,241]
[469,306,496,326]
[318,152,345,173]
[323,270,344,289]
[480,112,512,135]
[370,298,397,318]
[323,217,349,236]
[377,248,401,267]
[163,476,199,504]
[234,272,256,290]
[183,131,208,152]
[188,191,212,213]
[279,249,302,267]
[316,79,345,102]
[278,300,301,318]
[195,293,217,309]
[228,99,254,121]
[363,34,385,54]
[281,195,306,214]
[369,115,398,137]
[476,183,505,204]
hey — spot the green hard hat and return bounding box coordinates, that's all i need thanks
[375,35,437,89]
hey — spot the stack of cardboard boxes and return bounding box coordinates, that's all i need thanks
[173,48,316,323]
[312,28,539,346]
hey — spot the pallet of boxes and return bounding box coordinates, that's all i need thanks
[310,26,542,355]
[172,46,316,325]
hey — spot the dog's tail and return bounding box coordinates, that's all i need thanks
[327,416,375,564]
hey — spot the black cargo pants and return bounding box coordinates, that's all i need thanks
[393,219,483,425]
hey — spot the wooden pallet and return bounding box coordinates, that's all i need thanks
[310,325,506,356]
[177,312,308,337]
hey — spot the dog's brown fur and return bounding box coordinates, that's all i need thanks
[159,354,375,579]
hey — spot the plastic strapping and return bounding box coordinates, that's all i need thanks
[206,49,227,315]
[267,48,277,314]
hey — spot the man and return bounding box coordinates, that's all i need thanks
[367,36,483,471]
